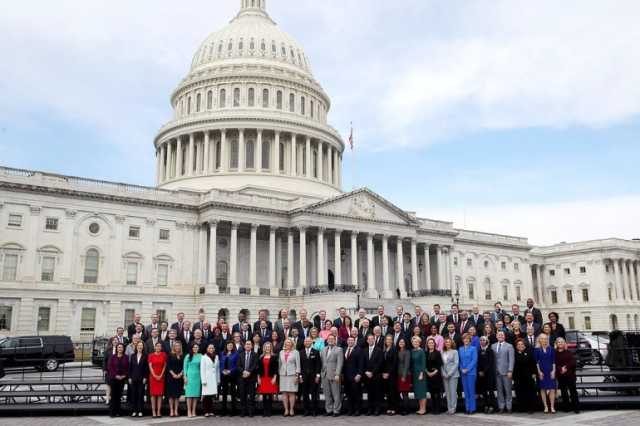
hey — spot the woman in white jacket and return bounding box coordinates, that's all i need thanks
[200,343,220,417]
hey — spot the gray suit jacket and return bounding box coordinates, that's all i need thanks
[491,341,515,376]
[278,349,301,376]
[320,345,344,379]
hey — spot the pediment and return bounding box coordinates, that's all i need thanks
[302,188,415,224]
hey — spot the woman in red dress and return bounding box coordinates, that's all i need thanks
[148,342,168,418]
[257,341,279,417]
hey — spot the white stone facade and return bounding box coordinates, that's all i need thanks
[1,1,638,340]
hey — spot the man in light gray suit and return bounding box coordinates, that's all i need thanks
[492,330,515,413]
[320,334,344,416]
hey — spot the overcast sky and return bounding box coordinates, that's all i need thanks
[1,0,639,245]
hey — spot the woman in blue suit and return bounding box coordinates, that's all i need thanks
[458,333,478,414]
[219,341,240,416]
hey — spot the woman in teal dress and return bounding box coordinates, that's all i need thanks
[410,335,428,415]
[183,343,203,418]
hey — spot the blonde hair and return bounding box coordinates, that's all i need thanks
[554,337,566,350]
[536,333,549,349]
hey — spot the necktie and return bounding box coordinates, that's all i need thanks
[346,348,351,359]
[498,343,502,353]
[246,352,250,368]
[307,349,310,358]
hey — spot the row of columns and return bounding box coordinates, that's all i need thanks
[611,258,640,302]
[156,129,342,187]
[197,221,451,298]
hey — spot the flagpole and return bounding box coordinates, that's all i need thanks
[349,122,356,190]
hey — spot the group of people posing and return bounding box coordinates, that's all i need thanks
[104,298,580,418]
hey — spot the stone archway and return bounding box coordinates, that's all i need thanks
[328,269,335,290]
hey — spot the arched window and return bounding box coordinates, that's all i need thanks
[187,96,191,114]
[230,138,239,169]
[233,88,240,107]
[248,88,255,107]
[262,89,269,107]
[261,39,266,52]
[289,93,295,112]
[276,90,283,109]
[281,44,286,57]
[84,249,99,284]
[206,90,213,109]
[261,139,270,170]
[610,314,618,330]
[279,142,285,171]
[250,38,255,50]
[227,39,233,54]
[219,89,226,108]
[196,93,201,112]
[271,41,276,55]
[217,261,228,285]
[238,38,244,52]
[215,141,221,169]
[300,96,306,115]
[245,140,255,169]
[484,277,492,300]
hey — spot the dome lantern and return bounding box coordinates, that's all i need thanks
[237,0,268,19]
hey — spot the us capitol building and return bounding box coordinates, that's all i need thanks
[1,1,638,340]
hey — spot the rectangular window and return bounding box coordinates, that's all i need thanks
[157,264,169,287]
[605,265,610,273]
[608,287,613,301]
[549,269,556,276]
[566,289,573,303]
[37,307,51,332]
[0,306,12,330]
[484,288,492,301]
[156,309,167,323]
[568,316,575,330]
[515,286,522,302]
[502,285,508,300]
[579,266,586,274]
[2,254,18,281]
[126,262,138,285]
[514,263,519,271]
[8,214,22,227]
[45,217,59,231]
[124,309,135,327]
[80,308,96,332]
[584,316,592,330]
[551,290,558,304]
[41,256,55,281]
[466,258,472,267]
[468,283,474,299]
[582,288,589,302]
[159,229,170,241]
[501,261,507,271]
[128,226,140,239]
[564,268,571,275]
[453,257,458,266]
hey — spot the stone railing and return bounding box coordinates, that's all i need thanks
[409,289,452,298]
[532,238,640,255]
[417,217,455,232]
[455,229,530,247]
[304,285,359,295]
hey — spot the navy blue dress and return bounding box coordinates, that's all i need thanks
[534,346,556,390]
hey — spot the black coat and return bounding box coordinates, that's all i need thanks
[257,354,279,377]
[237,350,259,381]
[381,348,398,380]
[362,346,383,376]
[343,346,365,381]
[425,350,443,392]
[513,350,537,385]
[299,347,321,379]
[128,353,148,382]
[477,347,496,391]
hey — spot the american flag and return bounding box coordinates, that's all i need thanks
[348,122,354,150]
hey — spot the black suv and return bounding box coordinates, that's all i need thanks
[0,335,75,372]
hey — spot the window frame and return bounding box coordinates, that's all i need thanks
[44,217,59,232]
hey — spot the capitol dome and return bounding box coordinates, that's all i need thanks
[154,0,344,199]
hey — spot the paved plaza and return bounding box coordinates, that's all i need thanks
[0,410,638,426]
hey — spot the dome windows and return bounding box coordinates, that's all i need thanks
[196,93,201,112]
[207,91,213,109]
[290,47,296,63]
[276,90,283,109]
[219,89,226,108]
[261,39,266,52]
[281,44,286,58]
[250,38,255,51]
[230,137,239,169]
[262,89,269,108]
[218,43,223,57]
[310,100,314,118]
[239,38,244,53]
[233,88,240,107]
[187,96,191,114]
[261,139,270,170]
[289,93,295,112]
[271,41,276,56]
[245,139,255,169]
[227,39,233,56]
[248,88,255,107]
[300,96,306,115]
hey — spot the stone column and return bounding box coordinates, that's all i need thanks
[446,247,453,290]
[176,137,183,178]
[187,133,195,176]
[249,223,258,291]
[299,226,307,291]
[381,235,392,298]
[220,129,228,172]
[334,230,342,287]
[632,260,640,301]
[306,136,312,178]
[287,230,294,289]
[351,231,358,289]
[164,142,172,181]
[155,148,161,184]
[229,222,238,293]
[290,134,297,176]
[256,129,263,172]
[199,223,207,284]
[317,141,323,181]
[396,237,405,298]
[624,259,634,301]
[159,145,166,182]
[410,238,419,294]
[208,220,217,288]
[332,148,338,185]
[274,131,281,174]
[317,227,325,287]
[612,259,623,300]
[436,245,444,290]
[423,244,431,292]
[268,227,276,291]
[536,265,544,304]
[238,128,245,172]
[203,131,210,174]
[365,233,377,298]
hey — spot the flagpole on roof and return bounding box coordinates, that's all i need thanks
[349,122,356,190]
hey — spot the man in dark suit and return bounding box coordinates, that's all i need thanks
[192,311,207,332]
[412,305,424,327]
[188,329,207,354]
[350,326,365,348]
[372,327,385,349]
[491,302,505,323]
[436,313,448,336]
[313,310,328,331]
[290,328,304,351]
[444,322,462,348]
[354,308,369,329]
[429,304,442,325]
[179,321,193,347]
[170,312,185,332]
[144,313,160,338]
[362,334,383,415]
[510,304,525,325]
[238,322,252,343]
[370,305,392,329]
[333,307,348,329]
[253,310,272,335]
[299,337,322,416]
[232,310,251,334]
[256,320,271,342]
[400,313,413,338]
[379,316,392,337]
[392,305,404,324]
[523,313,541,336]
[199,321,212,341]
[446,304,461,327]
[158,322,170,341]
[358,319,373,347]
[470,306,483,329]
[127,313,144,340]
[145,328,162,354]
[458,311,473,335]
[524,326,537,349]
[294,308,314,339]
[391,322,404,348]
[237,340,258,417]
[113,327,129,346]
[165,329,179,353]
[524,298,543,325]
[343,336,364,416]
